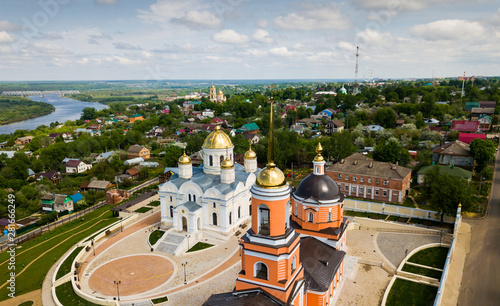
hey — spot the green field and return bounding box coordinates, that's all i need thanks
[56,247,84,280]
[55,281,98,306]
[148,201,161,207]
[149,230,165,246]
[408,247,449,269]
[0,205,118,301]
[135,206,153,213]
[187,242,214,252]
[152,296,169,304]
[402,264,443,279]
[386,279,437,306]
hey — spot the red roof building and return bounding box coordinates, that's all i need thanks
[451,120,480,133]
[458,133,486,144]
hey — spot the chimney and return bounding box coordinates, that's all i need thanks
[353,160,358,165]
[340,159,345,164]
[369,162,373,168]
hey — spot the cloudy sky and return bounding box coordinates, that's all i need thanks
[0,0,499,81]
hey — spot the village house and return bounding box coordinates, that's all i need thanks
[451,120,480,133]
[129,114,143,123]
[324,119,345,135]
[326,153,412,204]
[127,145,150,160]
[36,171,62,184]
[65,159,92,174]
[40,194,74,213]
[471,108,495,120]
[236,122,260,134]
[15,136,34,146]
[81,180,114,192]
[432,140,474,167]
[458,133,486,144]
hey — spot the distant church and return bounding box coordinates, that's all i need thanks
[209,84,226,103]
[159,124,257,235]
[205,99,348,305]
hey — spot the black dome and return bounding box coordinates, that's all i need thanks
[294,174,342,201]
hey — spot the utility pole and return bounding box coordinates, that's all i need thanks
[461,71,466,97]
[354,46,359,95]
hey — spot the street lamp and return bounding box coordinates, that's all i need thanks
[114,280,121,301]
[92,239,95,257]
[181,262,188,284]
[186,234,191,251]
[120,217,123,232]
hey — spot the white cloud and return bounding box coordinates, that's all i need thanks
[275,5,350,30]
[88,33,113,45]
[356,29,394,46]
[138,1,221,28]
[252,29,274,44]
[94,0,118,5]
[0,31,15,43]
[114,42,142,50]
[351,0,457,11]
[212,29,249,44]
[183,10,221,28]
[338,41,356,51]
[256,19,268,28]
[104,56,141,65]
[0,21,22,31]
[242,48,268,57]
[410,19,485,41]
[270,47,294,57]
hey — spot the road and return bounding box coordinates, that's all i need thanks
[458,145,500,305]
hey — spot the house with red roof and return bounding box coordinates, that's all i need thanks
[450,120,480,133]
[458,133,487,144]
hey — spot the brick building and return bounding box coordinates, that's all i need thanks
[325,153,412,204]
[127,145,150,160]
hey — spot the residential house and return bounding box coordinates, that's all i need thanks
[325,153,412,203]
[106,189,129,205]
[296,117,320,129]
[115,115,128,122]
[458,133,486,144]
[36,171,62,184]
[127,145,150,160]
[88,124,101,131]
[148,126,165,137]
[237,122,260,134]
[243,133,260,144]
[95,151,116,162]
[432,140,474,167]
[182,100,201,109]
[479,101,496,109]
[417,165,472,184]
[317,108,334,117]
[202,109,215,118]
[464,101,480,112]
[65,159,92,174]
[129,114,143,123]
[75,128,100,136]
[289,124,305,135]
[81,180,114,192]
[69,192,84,204]
[425,118,440,125]
[210,117,223,125]
[15,136,34,146]
[366,125,384,132]
[396,119,405,126]
[40,194,73,213]
[478,115,492,132]
[314,91,337,98]
[451,120,480,133]
[324,119,345,135]
[471,108,495,120]
[115,166,142,182]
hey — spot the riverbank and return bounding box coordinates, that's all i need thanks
[0,96,56,125]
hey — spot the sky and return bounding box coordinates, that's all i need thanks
[0,0,499,81]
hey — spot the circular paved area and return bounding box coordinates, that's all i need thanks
[88,255,174,297]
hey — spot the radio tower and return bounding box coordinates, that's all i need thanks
[461,71,465,97]
[353,46,359,94]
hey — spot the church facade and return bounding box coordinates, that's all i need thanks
[209,84,226,103]
[158,125,257,235]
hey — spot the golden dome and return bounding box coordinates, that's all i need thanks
[203,125,233,149]
[221,156,234,169]
[245,142,257,159]
[256,162,286,188]
[313,140,324,162]
[178,151,191,165]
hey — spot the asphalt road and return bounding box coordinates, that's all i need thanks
[458,145,500,305]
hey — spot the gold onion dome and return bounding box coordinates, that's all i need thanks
[244,143,257,160]
[221,155,234,169]
[178,151,191,165]
[202,124,232,149]
[256,162,286,188]
[313,141,324,162]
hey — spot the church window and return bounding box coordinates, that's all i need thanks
[169,196,172,202]
[213,202,216,208]
[376,179,380,184]
[220,155,224,165]
[193,194,196,202]
[188,194,192,201]
[327,212,332,222]
[212,212,218,226]
[294,202,297,215]
[291,256,296,274]
[229,212,232,225]
[209,155,213,166]
[255,262,268,280]
[170,206,173,218]
[308,212,314,222]
[238,206,241,219]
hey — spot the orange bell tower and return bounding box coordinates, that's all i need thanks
[235,90,304,305]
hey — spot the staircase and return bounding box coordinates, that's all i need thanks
[155,232,186,255]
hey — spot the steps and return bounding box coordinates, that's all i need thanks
[155,232,186,255]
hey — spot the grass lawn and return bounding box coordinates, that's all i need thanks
[386,278,437,306]
[403,264,443,279]
[56,247,84,280]
[0,205,118,301]
[135,206,153,213]
[148,200,161,207]
[17,301,34,306]
[151,296,169,304]
[55,281,98,306]
[149,230,165,246]
[408,247,449,269]
[187,242,214,252]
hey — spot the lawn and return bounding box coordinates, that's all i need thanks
[55,281,98,305]
[187,242,214,252]
[135,206,153,213]
[56,247,84,280]
[149,230,165,246]
[402,264,443,279]
[386,279,437,306]
[408,247,449,269]
[148,200,161,207]
[0,206,118,301]
[151,296,169,304]
[17,301,34,306]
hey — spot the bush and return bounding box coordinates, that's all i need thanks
[36,211,58,226]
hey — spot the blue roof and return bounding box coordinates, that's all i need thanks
[70,192,84,203]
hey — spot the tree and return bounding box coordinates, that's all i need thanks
[470,138,496,172]
[164,146,183,167]
[373,140,411,166]
[80,107,97,120]
[423,166,472,222]
[374,108,397,128]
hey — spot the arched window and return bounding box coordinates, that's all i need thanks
[238,206,241,219]
[220,155,224,165]
[209,155,213,166]
[291,256,296,274]
[258,204,270,235]
[169,206,173,218]
[229,212,232,225]
[193,194,196,202]
[327,212,332,222]
[254,262,268,280]
[212,212,218,226]
[188,194,192,201]
[308,212,314,222]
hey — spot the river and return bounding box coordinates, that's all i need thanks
[0,94,108,135]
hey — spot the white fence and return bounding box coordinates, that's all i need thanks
[344,199,456,223]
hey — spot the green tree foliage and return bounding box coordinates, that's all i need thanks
[374,108,398,128]
[0,96,55,124]
[373,140,411,166]
[185,132,209,154]
[80,107,97,120]
[164,146,183,167]
[423,166,472,222]
[470,139,497,172]
[323,131,358,162]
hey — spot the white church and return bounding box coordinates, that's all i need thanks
[159,124,258,236]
